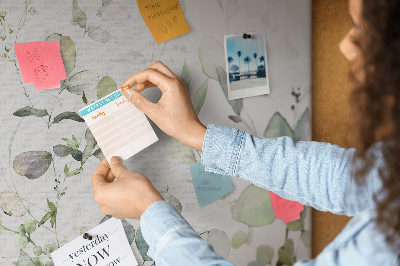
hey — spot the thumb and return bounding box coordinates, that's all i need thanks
[109,156,129,179]
[122,89,155,116]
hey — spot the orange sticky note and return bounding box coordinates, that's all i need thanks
[14,41,66,90]
[269,191,304,223]
[137,0,191,44]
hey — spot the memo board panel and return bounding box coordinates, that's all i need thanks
[0,0,311,265]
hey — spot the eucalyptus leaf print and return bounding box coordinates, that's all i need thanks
[199,35,225,80]
[92,148,105,161]
[193,79,209,115]
[278,238,295,266]
[263,112,295,140]
[81,128,97,164]
[87,26,111,43]
[97,76,117,99]
[231,185,275,226]
[66,70,99,95]
[13,106,48,117]
[135,227,153,262]
[159,132,196,165]
[300,230,311,248]
[72,0,87,29]
[53,145,83,161]
[98,3,130,24]
[52,112,84,124]
[180,58,191,87]
[256,244,274,265]
[13,151,52,179]
[294,108,311,141]
[161,192,182,214]
[16,249,34,266]
[286,209,306,231]
[46,33,76,74]
[200,229,230,259]
[231,230,246,249]
[0,190,26,217]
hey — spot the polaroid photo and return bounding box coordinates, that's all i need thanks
[224,31,270,100]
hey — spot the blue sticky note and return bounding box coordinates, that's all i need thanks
[189,161,233,208]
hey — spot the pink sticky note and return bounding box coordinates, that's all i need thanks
[14,41,66,90]
[269,191,304,223]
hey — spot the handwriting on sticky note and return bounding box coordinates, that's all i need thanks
[51,218,138,266]
[269,191,304,223]
[137,0,191,43]
[14,41,66,90]
[79,90,158,162]
[189,161,233,208]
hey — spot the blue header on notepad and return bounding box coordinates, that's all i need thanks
[80,91,123,117]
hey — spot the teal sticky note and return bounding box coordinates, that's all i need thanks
[189,161,233,208]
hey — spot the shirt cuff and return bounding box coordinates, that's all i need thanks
[140,200,192,259]
[201,124,245,176]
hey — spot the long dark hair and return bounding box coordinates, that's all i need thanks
[350,0,400,254]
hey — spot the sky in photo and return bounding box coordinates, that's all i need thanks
[226,32,266,73]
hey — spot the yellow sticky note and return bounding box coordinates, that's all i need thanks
[137,0,191,44]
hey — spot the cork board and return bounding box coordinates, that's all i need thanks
[312,0,353,257]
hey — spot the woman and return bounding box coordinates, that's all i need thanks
[91,0,400,264]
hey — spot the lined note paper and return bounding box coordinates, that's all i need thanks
[79,91,158,162]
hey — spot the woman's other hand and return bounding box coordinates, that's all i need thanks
[120,61,206,151]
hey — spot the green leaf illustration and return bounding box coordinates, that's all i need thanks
[62,136,79,150]
[245,227,253,245]
[231,185,275,226]
[231,230,246,249]
[98,3,130,24]
[102,0,111,6]
[160,192,182,214]
[13,151,52,179]
[66,167,82,177]
[286,209,306,231]
[294,107,311,141]
[263,112,295,140]
[53,145,83,161]
[24,219,36,234]
[160,132,196,165]
[200,229,230,259]
[135,227,153,261]
[52,112,84,124]
[92,148,105,161]
[16,235,29,249]
[0,190,26,217]
[100,215,112,224]
[198,35,225,80]
[50,212,56,228]
[38,212,52,227]
[66,70,99,95]
[13,106,48,118]
[301,230,311,248]
[87,26,111,43]
[97,76,117,99]
[82,128,97,164]
[82,90,88,104]
[194,79,209,115]
[47,199,56,212]
[278,238,295,266]
[121,219,135,245]
[47,34,76,74]
[180,58,191,87]
[224,0,239,19]
[217,67,243,115]
[16,249,34,266]
[72,0,87,28]
[256,244,274,265]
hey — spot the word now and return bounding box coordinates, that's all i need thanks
[76,245,115,266]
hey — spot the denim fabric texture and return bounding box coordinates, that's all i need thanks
[140,124,399,265]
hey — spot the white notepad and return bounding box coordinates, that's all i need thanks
[79,90,158,162]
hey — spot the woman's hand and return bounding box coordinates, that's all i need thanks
[91,157,164,220]
[120,61,207,151]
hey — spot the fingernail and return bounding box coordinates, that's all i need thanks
[121,85,130,92]
[124,89,133,100]
[110,156,122,165]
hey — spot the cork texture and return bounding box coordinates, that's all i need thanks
[312,0,353,257]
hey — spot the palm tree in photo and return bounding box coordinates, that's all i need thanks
[244,56,251,78]
[237,51,242,77]
[260,55,266,71]
[253,53,258,74]
[227,56,234,73]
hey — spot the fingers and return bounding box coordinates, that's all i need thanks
[91,159,111,189]
[147,61,178,79]
[109,156,130,179]
[121,68,173,94]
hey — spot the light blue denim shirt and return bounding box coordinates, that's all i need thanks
[140,124,399,265]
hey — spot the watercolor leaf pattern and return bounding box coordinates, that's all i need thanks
[66,70,99,95]
[72,0,87,28]
[13,151,52,179]
[13,106,48,118]
[193,79,209,115]
[46,33,76,74]
[0,190,26,217]
[97,76,118,99]
[200,229,230,259]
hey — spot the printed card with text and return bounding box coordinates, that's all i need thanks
[51,218,138,266]
[79,91,158,162]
